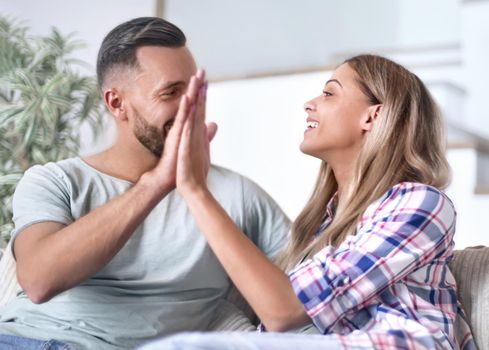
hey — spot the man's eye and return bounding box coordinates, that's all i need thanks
[160,89,179,98]
[322,91,333,97]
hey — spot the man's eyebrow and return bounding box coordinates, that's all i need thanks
[152,81,186,96]
[325,79,343,88]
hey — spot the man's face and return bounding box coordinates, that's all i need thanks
[121,46,197,156]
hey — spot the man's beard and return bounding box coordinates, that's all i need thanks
[133,110,165,157]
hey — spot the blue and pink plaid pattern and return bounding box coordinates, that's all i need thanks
[289,182,475,349]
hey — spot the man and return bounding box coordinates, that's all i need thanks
[0,17,289,349]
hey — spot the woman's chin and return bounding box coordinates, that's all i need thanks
[300,142,328,161]
[299,142,315,157]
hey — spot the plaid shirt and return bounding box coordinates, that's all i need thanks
[289,182,475,350]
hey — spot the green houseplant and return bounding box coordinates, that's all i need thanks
[0,16,105,248]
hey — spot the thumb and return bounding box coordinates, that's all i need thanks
[206,122,218,142]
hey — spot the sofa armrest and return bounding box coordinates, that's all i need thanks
[0,241,21,307]
[449,246,489,350]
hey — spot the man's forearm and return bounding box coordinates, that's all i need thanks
[15,175,170,303]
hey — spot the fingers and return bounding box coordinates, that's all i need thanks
[163,69,203,148]
[162,95,189,160]
[206,122,218,142]
[171,95,189,138]
[184,69,207,137]
[179,69,211,152]
[186,69,205,105]
[182,95,196,141]
[195,81,207,128]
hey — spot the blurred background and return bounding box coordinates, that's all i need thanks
[1,0,488,248]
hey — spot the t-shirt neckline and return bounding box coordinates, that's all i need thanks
[75,157,134,185]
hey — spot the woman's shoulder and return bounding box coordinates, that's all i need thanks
[362,182,455,224]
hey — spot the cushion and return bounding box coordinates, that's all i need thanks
[450,246,489,350]
[0,242,20,307]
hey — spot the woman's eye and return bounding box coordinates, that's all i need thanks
[322,90,333,97]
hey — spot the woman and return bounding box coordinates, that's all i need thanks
[142,55,475,349]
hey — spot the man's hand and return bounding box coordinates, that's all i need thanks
[141,70,216,196]
[174,70,217,197]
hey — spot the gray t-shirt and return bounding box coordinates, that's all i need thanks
[0,158,290,349]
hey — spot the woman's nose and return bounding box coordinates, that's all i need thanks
[303,100,315,112]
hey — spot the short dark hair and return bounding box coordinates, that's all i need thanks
[96,17,186,88]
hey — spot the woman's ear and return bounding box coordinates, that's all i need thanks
[104,88,127,121]
[361,104,383,132]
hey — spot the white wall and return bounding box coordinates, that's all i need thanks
[165,0,400,79]
[208,72,325,219]
[1,0,465,80]
[462,1,489,137]
[446,148,489,248]
[397,0,461,47]
[477,152,489,190]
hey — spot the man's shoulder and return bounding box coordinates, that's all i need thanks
[208,164,244,179]
[25,157,83,176]
[19,157,113,197]
[207,165,286,216]
[21,157,82,184]
[208,165,264,194]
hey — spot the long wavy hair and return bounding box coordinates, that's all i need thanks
[277,54,450,272]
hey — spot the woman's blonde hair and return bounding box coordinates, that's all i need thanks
[278,54,450,272]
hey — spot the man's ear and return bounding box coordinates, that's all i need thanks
[104,88,127,121]
[361,104,383,132]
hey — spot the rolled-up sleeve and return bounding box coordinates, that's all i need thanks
[288,183,456,334]
[11,164,73,241]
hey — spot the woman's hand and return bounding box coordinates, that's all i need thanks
[140,69,216,197]
[169,71,309,332]
[176,69,217,197]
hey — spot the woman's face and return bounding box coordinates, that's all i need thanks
[300,63,374,162]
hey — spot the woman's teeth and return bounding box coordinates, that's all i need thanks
[307,121,319,129]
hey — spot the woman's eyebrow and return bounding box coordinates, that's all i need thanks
[325,79,343,88]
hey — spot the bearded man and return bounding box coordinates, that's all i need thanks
[0,17,289,350]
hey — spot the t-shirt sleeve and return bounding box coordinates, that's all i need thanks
[241,178,291,259]
[11,164,73,243]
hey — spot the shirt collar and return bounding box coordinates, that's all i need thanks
[315,193,338,236]
[325,192,338,219]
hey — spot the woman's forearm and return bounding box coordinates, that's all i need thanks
[182,187,310,331]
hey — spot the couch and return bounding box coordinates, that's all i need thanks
[0,243,488,349]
